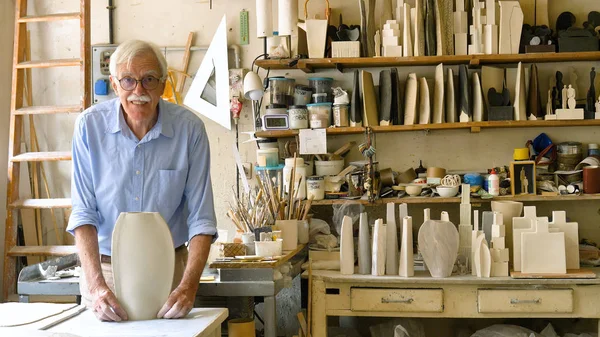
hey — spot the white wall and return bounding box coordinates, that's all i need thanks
[0,0,16,299]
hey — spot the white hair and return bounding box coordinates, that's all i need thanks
[109,40,168,79]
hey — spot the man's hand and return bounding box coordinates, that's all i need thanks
[91,284,128,322]
[157,283,197,319]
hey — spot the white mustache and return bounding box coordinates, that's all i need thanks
[127,94,151,102]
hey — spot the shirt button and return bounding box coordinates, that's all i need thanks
[137,145,141,148]
[135,197,139,201]
[136,170,141,175]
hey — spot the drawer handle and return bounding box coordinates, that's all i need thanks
[382,298,414,304]
[510,298,541,305]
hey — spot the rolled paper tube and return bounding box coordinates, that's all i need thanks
[278,0,297,36]
[426,167,447,179]
[256,0,273,38]
[513,148,530,161]
[380,168,396,186]
[398,168,417,183]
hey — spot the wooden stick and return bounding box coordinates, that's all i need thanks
[287,154,297,220]
[302,196,314,220]
[307,259,313,337]
[176,32,194,93]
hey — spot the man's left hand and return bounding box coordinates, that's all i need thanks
[157,283,197,319]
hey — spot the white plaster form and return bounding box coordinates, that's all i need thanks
[399,216,414,277]
[418,209,459,278]
[385,203,399,275]
[514,62,527,121]
[472,210,484,275]
[458,184,472,271]
[372,219,387,276]
[472,72,484,121]
[498,1,521,54]
[490,212,508,277]
[404,73,418,125]
[340,215,355,275]
[358,212,371,275]
[521,217,566,274]
[445,68,456,122]
[433,64,445,124]
[418,77,431,124]
[549,211,580,270]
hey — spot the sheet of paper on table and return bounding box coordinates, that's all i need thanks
[299,129,327,155]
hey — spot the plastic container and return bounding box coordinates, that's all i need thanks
[333,103,350,127]
[294,85,313,105]
[288,105,309,129]
[297,220,309,244]
[265,104,287,115]
[283,158,307,200]
[306,176,325,200]
[307,103,332,128]
[255,239,283,257]
[312,93,329,103]
[315,159,344,176]
[308,77,334,94]
[269,77,295,106]
[589,143,600,157]
[256,148,279,167]
[488,168,499,196]
[257,139,279,149]
[275,220,298,251]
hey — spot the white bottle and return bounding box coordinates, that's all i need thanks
[488,168,499,196]
[283,158,307,200]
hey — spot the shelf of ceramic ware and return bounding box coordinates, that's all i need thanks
[255,51,600,73]
[255,120,600,138]
[310,194,600,206]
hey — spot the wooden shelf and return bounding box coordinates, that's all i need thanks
[255,120,600,138]
[310,194,600,206]
[8,246,77,257]
[255,51,600,73]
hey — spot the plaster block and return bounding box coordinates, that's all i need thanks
[556,109,584,120]
[382,28,400,37]
[384,23,400,30]
[492,224,505,238]
[491,237,505,249]
[491,248,509,262]
[382,36,400,46]
[383,45,403,57]
[491,262,509,277]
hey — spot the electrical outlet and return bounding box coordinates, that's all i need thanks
[242,163,252,180]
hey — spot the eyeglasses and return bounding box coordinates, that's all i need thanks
[117,75,162,91]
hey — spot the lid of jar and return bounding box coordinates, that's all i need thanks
[256,148,279,153]
[312,93,328,96]
[333,102,350,106]
[288,105,307,109]
[589,143,599,149]
[295,85,312,90]
[307,175,324,180]
[285,157,304,166]
[308,77,334,81]
[306,103,333,107]
[269,77,291,81]
[266,104,287,109]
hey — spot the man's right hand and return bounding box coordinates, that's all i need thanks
[90,284,128,321]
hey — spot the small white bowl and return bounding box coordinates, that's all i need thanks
[405,184,424,196]
[437,185,459,198]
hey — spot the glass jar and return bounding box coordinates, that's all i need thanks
[288,105,309,129]
[333,103,349,127]
[269,77,295,106]
[307,103,332,128]
[589,143,600,157]
[294,85,313,105]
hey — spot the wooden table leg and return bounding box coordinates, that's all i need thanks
[311,279,327,337]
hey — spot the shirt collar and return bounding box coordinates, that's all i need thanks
[105,99,174,138]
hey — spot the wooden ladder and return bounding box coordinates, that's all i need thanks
[3,0,90,300]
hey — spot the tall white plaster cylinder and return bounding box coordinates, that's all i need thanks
[385,203,399,275]
[372,219,387,276]
[340,216,355,275]
[278,0,297,36]
[358,212,371,275]
[399,216,414,277]
[256,0,273,38]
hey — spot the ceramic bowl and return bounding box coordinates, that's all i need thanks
[436,185,459,197]
[405,184,424,196]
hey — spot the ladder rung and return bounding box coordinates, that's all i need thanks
[11,151,72,162]
[16,58,82,69]
[18,12,81,23]
[10,198,72,209]
[8,246,77,257]
[15,105,83,115]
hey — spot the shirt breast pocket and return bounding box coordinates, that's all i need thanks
[158,169,187,219]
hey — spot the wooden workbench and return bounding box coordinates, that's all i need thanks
[208,244,306,269]
[0,303,227,337]
[308,269,600,337]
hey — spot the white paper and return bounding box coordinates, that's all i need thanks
[299,129,327,155]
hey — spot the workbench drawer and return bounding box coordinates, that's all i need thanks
[478,289,573,313]
[350,288,444,312]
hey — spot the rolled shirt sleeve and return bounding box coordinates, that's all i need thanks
[184,122,218,241]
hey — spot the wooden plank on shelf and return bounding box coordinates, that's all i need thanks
[255,52,600,71]
[18,12,80,23]
[255,127,364,139]
[11,151,72,162]
[208,244,305,269]
[14,105,82,115]
[8,246,77,257]
[10,198,72,209]
[16,58,82,69]
[511,269,596,279]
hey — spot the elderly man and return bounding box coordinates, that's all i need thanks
[68,40,217,321]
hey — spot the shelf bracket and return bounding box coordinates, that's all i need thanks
[298,61,314,73]
[469,57,480,68]
[470,126,481,133]
[335,63,344,73]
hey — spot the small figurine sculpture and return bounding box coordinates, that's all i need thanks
[587,67,597,113]
[556,71,564,108]
[596,95,600,113]
[546,89,554,116]
[567,85,576,109]
[551,83,585,120]
[375,30,381,57]
[562,85,568,109]
[520,167,529,194]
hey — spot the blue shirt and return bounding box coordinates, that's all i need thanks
[67,98,217,256]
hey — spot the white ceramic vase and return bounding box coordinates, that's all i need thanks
[418,218,459,278]
[112,212,175,321]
